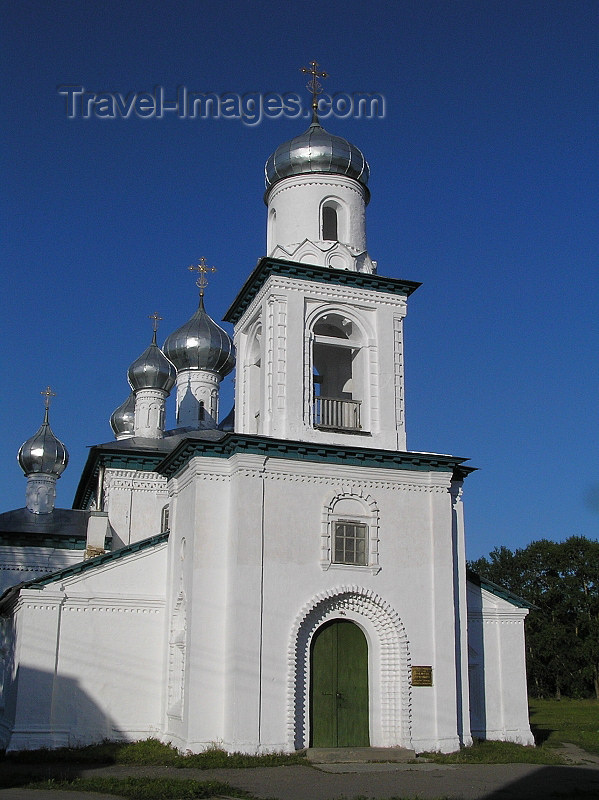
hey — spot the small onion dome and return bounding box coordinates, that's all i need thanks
[265,119,370,196]
[163,296,235,377]
[127,331,176,392]
[110,391,136,438]
[18,408,69,477]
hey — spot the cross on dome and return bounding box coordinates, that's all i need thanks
[301,60,328,118]
[188,257,217,299]
[40,385,56,422]
[41,385,56,409]
[148,311,163,332]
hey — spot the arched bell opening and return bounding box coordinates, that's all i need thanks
[312,313,364,432]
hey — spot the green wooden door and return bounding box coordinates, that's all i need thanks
[310,620,369,747]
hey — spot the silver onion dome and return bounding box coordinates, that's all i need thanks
[18,407,69,477]
[265,119,370,195]
[110,391,136,438]
[127,331,176,392]
[163,296,235,376]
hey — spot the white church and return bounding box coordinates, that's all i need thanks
[0,80,534,754]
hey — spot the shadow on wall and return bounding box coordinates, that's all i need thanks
[466,580,487,740]
[2,665,123,752]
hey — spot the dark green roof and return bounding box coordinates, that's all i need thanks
[223,257,421,325]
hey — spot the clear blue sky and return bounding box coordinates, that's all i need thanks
[1,0,597,560]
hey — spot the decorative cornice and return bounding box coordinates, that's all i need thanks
[159,433,473,482]
[223,257,421,325]
[74,447,167,509]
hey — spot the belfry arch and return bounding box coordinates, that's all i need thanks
[287,587,412,750]
[306,307,373,434]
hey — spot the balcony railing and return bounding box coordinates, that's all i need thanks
[313,397,361,432]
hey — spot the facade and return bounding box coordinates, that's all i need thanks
[0,113,534,753]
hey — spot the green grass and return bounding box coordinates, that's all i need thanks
[2,738,306,768]
[420,738,564,765]
[529,698,599,756]
[28,776,257,799]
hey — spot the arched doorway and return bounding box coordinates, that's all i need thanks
[310,619,369,747]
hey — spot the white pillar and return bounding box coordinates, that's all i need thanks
[133,388,168,438]
[25,473,57,514]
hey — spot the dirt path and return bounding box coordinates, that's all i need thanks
[1,758,599,800]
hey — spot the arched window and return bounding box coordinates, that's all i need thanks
[320,491,380,573]
[322,205,338,241]
[312,313,365,432]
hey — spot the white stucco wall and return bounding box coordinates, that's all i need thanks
[467,582,534,745]
[167,451,467,754]
[103,468,169,548]
[1,541,168,751]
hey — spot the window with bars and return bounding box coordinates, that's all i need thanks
[333,520,368,566]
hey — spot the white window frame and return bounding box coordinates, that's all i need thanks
[320,490,381,574]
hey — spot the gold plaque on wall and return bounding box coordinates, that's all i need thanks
[411,666,433,686]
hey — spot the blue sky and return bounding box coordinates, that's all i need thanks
[1,0,597,560]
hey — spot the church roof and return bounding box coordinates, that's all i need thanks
[0,507,90,543]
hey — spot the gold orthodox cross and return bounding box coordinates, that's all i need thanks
[41,385,56,409]
[188,257,217,298]
[301,60,328,114]
[148,311,163,332]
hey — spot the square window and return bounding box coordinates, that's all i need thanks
[333,521,368,566]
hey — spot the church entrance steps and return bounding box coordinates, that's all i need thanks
[306,746,416,763]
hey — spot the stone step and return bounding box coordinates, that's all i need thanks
[306,746,416,763]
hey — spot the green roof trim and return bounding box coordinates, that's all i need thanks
[0,532,169,605]
[0,533,86,550]
[74,448,166,509]
[160,433,474,481]
[467,569,536,609]
[223,257,422,325]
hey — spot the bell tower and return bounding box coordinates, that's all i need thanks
[226,65,419,451]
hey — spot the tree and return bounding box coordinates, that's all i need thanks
[469,536,599,699]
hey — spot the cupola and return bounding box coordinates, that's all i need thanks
[18,387,68,514]
[264,64,374,272]
[163,261,235,429]
[110,392,136,439]
[127,314,177,439]
[128,330,176,393]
